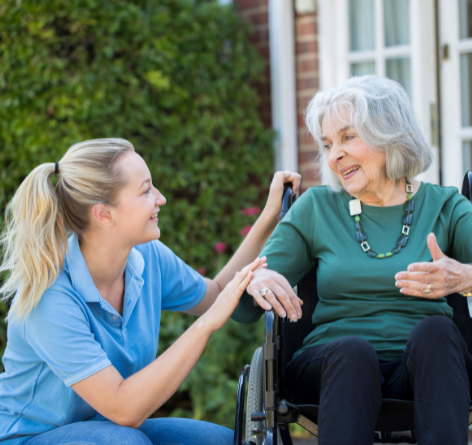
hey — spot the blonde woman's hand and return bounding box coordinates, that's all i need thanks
[263,171,302,219]
[198,256,267,332]
[395,233,472,298]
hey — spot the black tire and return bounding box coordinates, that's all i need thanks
[245,347,264,445]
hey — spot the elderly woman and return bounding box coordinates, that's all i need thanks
[232,75,472,445]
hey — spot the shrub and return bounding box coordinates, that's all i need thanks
[0,0,273,427]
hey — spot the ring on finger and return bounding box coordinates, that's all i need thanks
[261,288,270,298]
[422,283,432,294]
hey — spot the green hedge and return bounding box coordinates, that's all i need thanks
[0,0,273,427]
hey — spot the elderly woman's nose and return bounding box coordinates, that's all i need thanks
[329,144,345,164]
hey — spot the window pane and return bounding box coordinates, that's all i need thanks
[460,53,472,127]
[351,61,376,76]
[384,0,410,46]
[459,0,472,39]
[386,57,411,98]
[349,0,375,51]
[463,141,472,173]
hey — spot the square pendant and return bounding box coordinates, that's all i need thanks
[349,199,362,216]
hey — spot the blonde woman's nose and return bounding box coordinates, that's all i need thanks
[156,191,166,205]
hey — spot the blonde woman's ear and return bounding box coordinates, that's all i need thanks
[91,204,114,229]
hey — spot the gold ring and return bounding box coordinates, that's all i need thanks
[422,283,432,294]
[261,288,270,298]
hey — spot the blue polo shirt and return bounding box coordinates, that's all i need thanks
[0,234,207,444]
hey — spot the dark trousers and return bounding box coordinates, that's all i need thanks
[284,316,472,445]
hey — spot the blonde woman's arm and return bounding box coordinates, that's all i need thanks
[72,257,265,428]
[187,171,301,317]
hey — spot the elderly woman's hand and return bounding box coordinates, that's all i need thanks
[395,233,472,298]
[247,267,303,320]
[263,171,301,219]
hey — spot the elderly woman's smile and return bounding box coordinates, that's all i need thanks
[339,165,360,178]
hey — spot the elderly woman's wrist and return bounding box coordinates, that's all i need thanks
[459,264,472,296]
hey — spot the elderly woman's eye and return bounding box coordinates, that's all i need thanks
[324,144,331,150]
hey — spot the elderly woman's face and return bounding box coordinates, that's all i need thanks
[321,113,387,199]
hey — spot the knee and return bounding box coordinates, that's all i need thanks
[32,421,153,445]
[326,336,377,365]
[323,337,382,385]
[138,418,233,445]
[103,425,152,445]
[408,316,466,359]
[409,316,461,348]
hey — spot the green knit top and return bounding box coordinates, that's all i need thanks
[231,183,472,361]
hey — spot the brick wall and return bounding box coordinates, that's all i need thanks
[294,8,320,192]
[234,0,272,129]
[234,0,320,192]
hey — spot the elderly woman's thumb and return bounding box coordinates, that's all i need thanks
[427,233,445,261]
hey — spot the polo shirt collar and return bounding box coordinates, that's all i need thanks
[67,234,100,303]
[66,234,145,305]
[126,246,145,278]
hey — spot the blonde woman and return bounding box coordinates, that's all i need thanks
[0,139,300,445]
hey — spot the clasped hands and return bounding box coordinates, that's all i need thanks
[247,267,303,321]
[247,233,472,321]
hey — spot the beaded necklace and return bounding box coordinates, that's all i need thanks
[349,179,414,259]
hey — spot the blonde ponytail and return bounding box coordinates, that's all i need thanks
[0,138,134,319]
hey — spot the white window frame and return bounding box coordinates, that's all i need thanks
[439,0,472,189]
[318,0,439,185]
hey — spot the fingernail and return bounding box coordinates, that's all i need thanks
[395,274,401,280]
[297,312,302,318]
[290,314,297,321]
[265,304,271,310]
[281,311,286,317]
[395,281,400,287]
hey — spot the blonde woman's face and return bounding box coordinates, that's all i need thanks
[321,113,387,200]
[112,152,166,246]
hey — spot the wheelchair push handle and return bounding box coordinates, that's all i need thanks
[251,182,298,309]
[279,182,297,220]
[462,171,472,204]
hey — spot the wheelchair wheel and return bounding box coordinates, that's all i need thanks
[245,347,264,445]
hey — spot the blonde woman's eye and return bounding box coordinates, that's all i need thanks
[144,188,151,194]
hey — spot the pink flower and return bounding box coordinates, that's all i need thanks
[197,267,206,276]
[214,242,227,254]
[239,225,253,237]
[242,206,261,216]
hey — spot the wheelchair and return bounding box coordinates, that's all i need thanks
[234,172,472,445]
